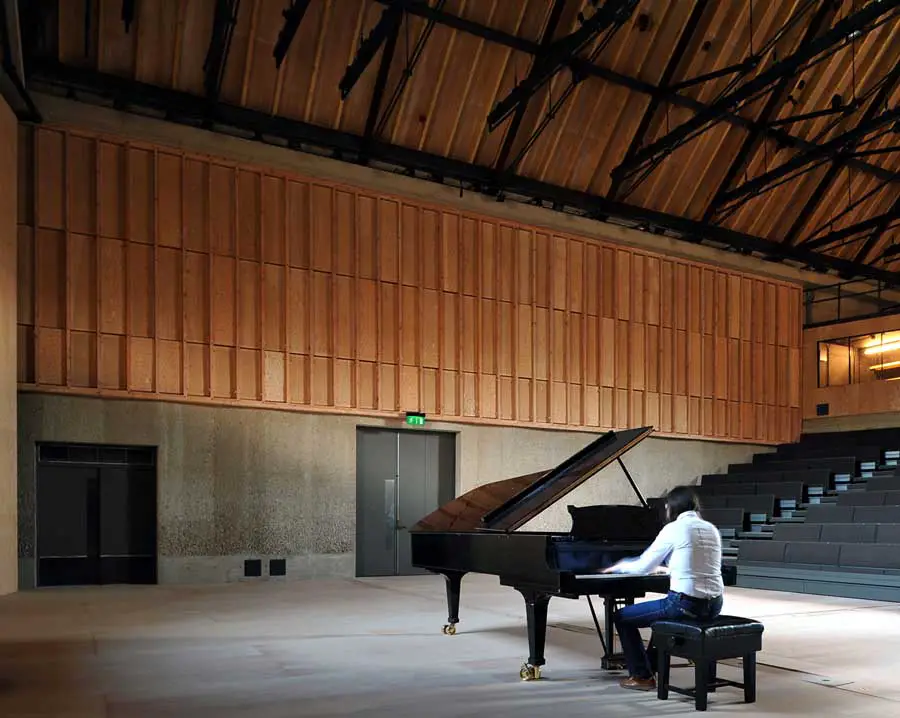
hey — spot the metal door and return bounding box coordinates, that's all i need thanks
[99,467,158,584]
[396,432,456,574]
[356,428,402,576]
[36,466,97,586]
[356,428,456,576]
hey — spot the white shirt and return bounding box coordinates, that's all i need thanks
[611,511,724,598]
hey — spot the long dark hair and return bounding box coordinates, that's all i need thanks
[664,485,701,522]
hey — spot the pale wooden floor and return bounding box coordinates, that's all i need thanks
[0,574,897,717]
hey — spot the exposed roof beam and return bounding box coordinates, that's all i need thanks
[360,10,402,163]
[26,60,900,287]
[374,0,894,184]
[273,0,312,69]
[494,0,568,174]
[607,0,708,200]
[339,4,403,100]
[610,0,900,189]
[202,0,240,102]
[486,0,638,131]
[783,60,900,247]
[702,0,837,223]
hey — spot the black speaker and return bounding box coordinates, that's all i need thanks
[244,558,262,577]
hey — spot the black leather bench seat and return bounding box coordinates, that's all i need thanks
[652,616,764,711]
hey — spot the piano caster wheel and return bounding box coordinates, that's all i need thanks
[519,663,542,681]
[442,624,457,635]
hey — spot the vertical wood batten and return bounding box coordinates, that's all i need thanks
[232,166,239,400]
[123,143,132,392]
[152,148,159,394]
[180,154,187,397]
[63,132,71,388]
[283,177,291,406]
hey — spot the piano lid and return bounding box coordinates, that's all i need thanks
[410,426,654,533]
[410,470,548,532]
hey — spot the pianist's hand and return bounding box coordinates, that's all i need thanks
[601,563,622,574]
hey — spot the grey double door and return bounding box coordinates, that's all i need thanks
[356,428,455,576]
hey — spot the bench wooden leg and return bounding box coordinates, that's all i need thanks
[694,661,708,711]
[743,652,757,703]
[657,646,670,700]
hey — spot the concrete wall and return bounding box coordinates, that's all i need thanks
[0,96,17,594]
[18,393,768,587]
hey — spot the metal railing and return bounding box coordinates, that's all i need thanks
[804,278,900,328]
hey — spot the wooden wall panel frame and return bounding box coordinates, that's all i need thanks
[17,124,804,444]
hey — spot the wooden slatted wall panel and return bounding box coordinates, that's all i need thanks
[17,126,803,443]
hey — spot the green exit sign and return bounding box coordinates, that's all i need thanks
[405,412,426,426]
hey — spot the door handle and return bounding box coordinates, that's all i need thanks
[384,479,396,550]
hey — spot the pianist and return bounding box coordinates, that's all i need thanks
[601,485,724,691]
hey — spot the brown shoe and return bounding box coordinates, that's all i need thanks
[619,676,656,691]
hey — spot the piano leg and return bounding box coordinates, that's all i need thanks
[440,570,465,635]
[516,589,551,681]
[602,597,633,670]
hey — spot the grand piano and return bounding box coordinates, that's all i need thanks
[410,426,674,680]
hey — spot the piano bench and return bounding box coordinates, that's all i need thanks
[652,615,764,712]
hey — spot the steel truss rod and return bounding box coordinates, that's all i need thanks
[203,0,240,101]
[373,0,446,138]
[494,0,568,175]
[784,59,900,246]
[0,0,41,120]
[803,202,900,251]
[26,60,900,287]
[856,194,900,264]
[851,145,900,159]
[607,0,708,200]
[804,178,892,242]
[611,0,900,190]
[714,107,900,217]
[486,0,638,131]
[273,0,312,69]
[668,57,757,93]
[500,4,632,177]
[877,237,900,263]
[374,0,894,183]
[339,4,403,100]
[768,104,854,127]
[701,0,837,223]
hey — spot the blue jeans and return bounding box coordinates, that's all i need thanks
[614,591,723,679]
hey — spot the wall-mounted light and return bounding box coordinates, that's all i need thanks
[869,360,900,371]
[863,340,900,355]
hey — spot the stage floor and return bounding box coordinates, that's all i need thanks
[0,573,897,717]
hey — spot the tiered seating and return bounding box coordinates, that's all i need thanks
[733,428,900,601]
